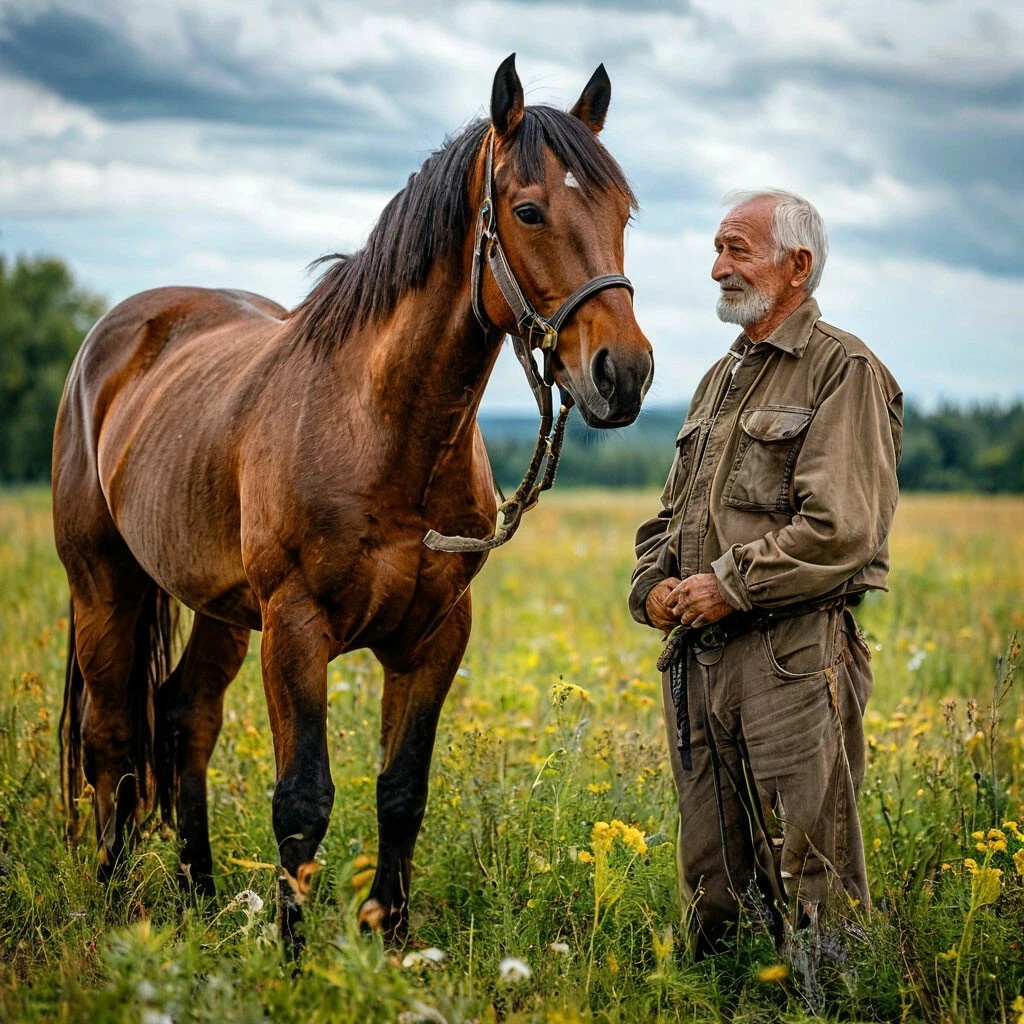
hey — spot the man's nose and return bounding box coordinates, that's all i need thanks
[712,251,730,281]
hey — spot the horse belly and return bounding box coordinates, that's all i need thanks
[96,370,256,626]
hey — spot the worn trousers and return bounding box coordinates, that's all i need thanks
[662,605,873,952]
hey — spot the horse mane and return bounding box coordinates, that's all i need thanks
[288,106,638,354]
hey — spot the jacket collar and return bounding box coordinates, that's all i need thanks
[729,296,821,358]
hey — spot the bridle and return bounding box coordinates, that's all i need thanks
[424,130,634,554]
[469,131,634,384]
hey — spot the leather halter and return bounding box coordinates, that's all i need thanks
[470,131,633,376]
[424,130,634,554]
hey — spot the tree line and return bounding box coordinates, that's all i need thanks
[484,402,1024,494]
[1,253,1022,492]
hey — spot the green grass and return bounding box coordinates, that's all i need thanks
[0,489,1022,1023]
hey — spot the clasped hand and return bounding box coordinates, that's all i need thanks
[645,573,735,633]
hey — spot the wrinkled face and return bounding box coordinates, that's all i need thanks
[712,197,790,327]
[481,143,653,428]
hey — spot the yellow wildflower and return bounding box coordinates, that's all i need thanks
[588,819,648,857]
[1011,994,1024,1024]
[549,680,591,706]
[1013,848,1024,882]
[756,964,790,984]
[592,821,614,854]
[971,866,1002,907]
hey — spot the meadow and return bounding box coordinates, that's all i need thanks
[0,488,1022,1024]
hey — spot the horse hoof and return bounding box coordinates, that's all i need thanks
[357,897,387,932]
[357,897,407,944]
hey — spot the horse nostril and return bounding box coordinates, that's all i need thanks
[591,347,617,401]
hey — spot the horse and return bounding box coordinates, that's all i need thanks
[53,53,652,949]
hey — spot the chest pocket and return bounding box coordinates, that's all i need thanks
[722,406,813,513]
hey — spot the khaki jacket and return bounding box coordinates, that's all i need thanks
[629,297,903,624]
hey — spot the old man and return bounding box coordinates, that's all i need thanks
[630,189,902,953]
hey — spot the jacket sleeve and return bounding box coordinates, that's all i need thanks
[628,445,687,625]
[712,356,901,610]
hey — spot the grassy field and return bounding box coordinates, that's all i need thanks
[0,488,1022,1023]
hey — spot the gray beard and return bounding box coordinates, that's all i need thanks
[716,277,771,327]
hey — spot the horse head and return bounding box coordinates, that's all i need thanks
[472,54,653,429]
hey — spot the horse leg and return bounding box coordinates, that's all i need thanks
[358,595,471,942]
[65,562,166,880]
[155,613,250,900]
[260,588,335,954]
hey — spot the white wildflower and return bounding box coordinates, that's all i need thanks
[401,947,446,969]
[499,956,532,982]
[231,889,264,914]
[397,1001,448,1024]
[135,980,157,1002]
[548,941,571,955]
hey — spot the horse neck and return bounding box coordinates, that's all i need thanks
[344,251,501,456]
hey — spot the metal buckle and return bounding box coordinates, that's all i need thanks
[693,624,725,666]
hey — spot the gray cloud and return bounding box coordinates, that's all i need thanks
[0,6,378,130]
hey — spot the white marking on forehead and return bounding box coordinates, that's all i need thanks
[564,171,579,189]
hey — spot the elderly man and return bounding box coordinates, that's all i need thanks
[630,189,902,954]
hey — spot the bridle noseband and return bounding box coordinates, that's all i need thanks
[424,131,634,554]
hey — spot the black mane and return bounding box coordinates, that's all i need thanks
[289,106,637,353]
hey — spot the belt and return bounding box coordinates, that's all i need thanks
[659,596,845,671]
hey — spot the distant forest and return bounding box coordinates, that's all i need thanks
[481,402,1024,494]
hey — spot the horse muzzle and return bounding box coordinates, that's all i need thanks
[567,344,654,428]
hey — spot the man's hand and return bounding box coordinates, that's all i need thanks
[645,577,683,632]
[645,573,736,632]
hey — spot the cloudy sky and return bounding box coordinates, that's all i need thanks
[1,0,1021,412]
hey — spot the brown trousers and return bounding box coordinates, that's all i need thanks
[662,606,873,952]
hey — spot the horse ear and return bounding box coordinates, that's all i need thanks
[491,53,525,137]
[570,63,611,134]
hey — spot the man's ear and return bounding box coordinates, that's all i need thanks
[570,63,611,134]
[791,247,813,288]
[491,53,524,137]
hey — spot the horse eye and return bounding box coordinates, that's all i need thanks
[514,204,543,226]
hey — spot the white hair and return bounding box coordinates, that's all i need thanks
[722,188,829,295]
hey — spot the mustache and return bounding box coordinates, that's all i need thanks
[718,275,752,292]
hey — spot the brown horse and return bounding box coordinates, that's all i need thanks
[53,54,652,948]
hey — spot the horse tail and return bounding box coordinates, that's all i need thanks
[59,601,86,842]
[130,585,177,825]
[59,587,178,842]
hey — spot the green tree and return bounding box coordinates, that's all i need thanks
[0,254,105,482]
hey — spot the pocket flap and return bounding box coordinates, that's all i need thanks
[740,406,812,442]
[676,420,702,446]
